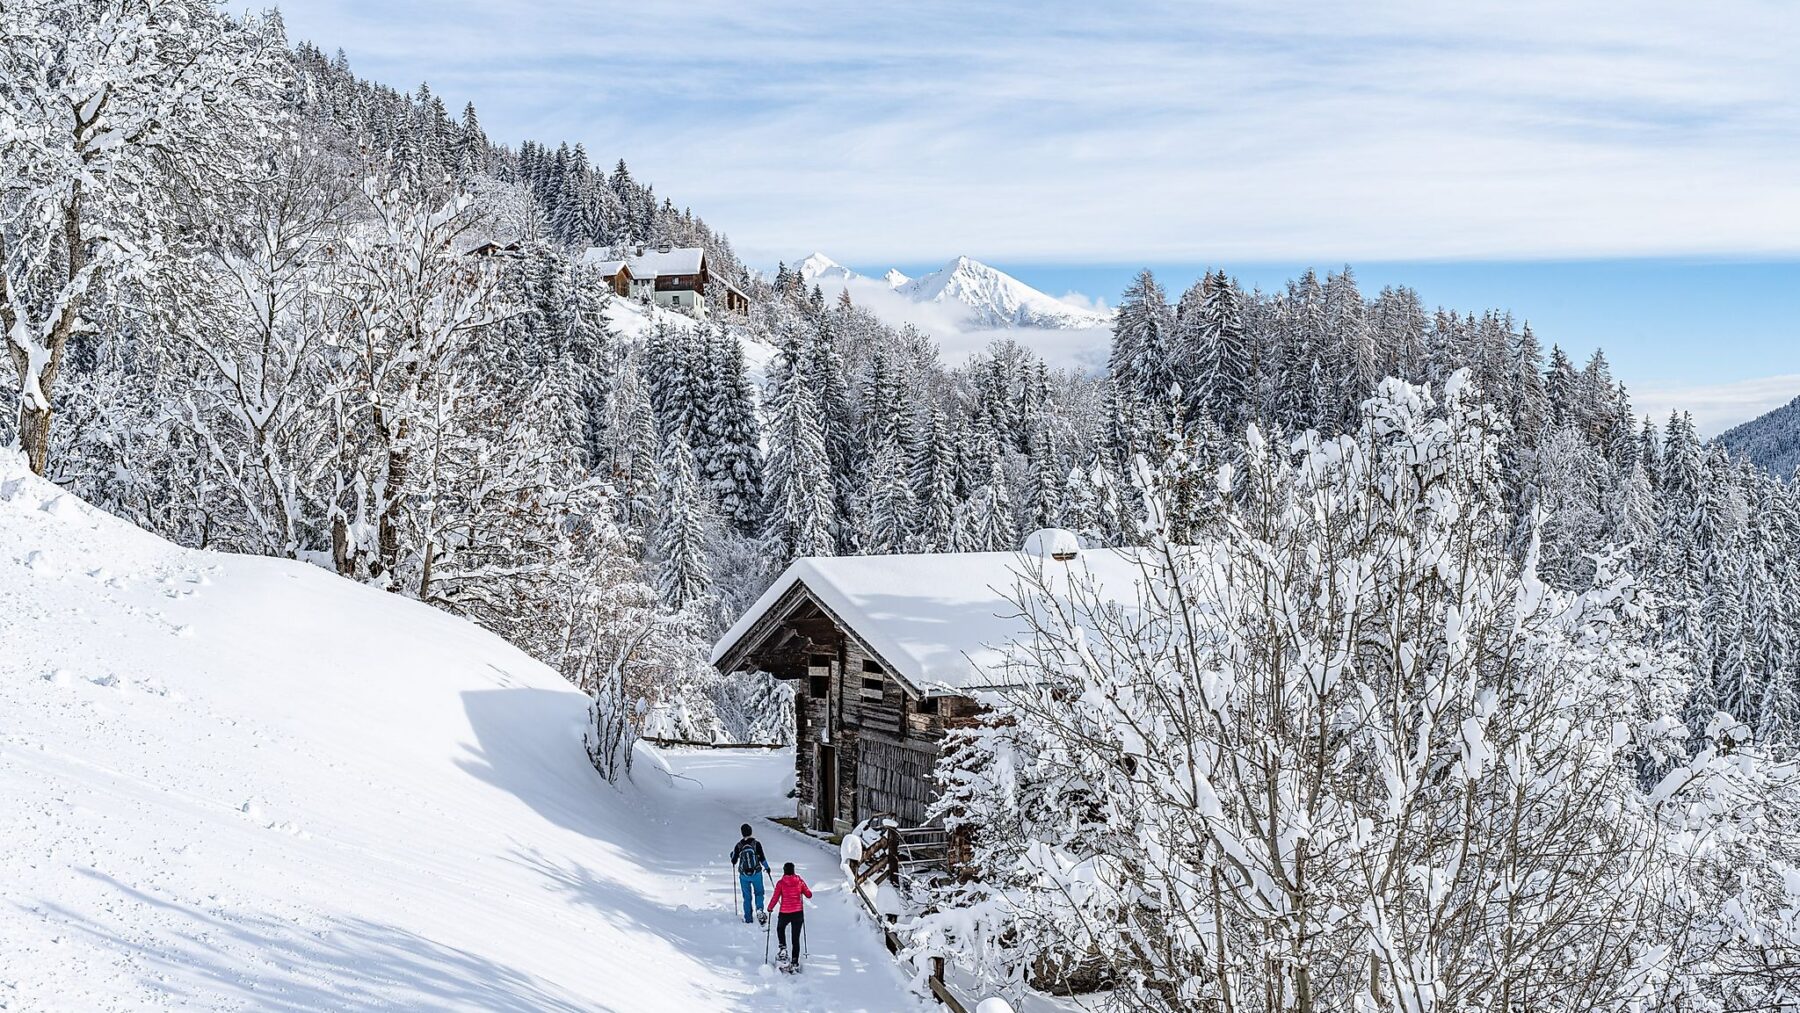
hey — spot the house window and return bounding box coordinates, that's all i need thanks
[915,697,938,715]
[809,654,832,669]
[810,675,829,698]
[858,658,886,700]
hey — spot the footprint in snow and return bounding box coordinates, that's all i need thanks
[41,669,74,687]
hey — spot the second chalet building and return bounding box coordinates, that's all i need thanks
[581,245,749,320]
[711,530,1153,835]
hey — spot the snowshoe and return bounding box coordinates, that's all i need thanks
[756,910,767,926]
[776,945,788,969]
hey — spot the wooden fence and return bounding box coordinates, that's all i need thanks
[640,735,786,750]
[844,818,967,1012]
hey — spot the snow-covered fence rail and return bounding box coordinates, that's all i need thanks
[639,735,784,750]
[842,816,967,1012]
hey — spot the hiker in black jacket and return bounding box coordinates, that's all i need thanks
[730,823,772,924]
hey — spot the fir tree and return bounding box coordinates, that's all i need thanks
[910,406,959,552]
[1109,270,1177,412]
[854,431,918,554]
[655,432,712,610]
[761,337,837,561]
[700,327,764,534]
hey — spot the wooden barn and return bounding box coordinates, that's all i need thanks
[711,532,1146,835]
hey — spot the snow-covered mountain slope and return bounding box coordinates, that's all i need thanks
[882,268,910,289]
[1717,393,1800,477]
[0,455,926,1012]
[894,256,1112,330]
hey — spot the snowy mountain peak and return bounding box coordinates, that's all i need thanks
[895,255,1112,330]
[790,252,1110,331]
[797,252,855,283]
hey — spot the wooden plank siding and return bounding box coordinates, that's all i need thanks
[857,734,941,827]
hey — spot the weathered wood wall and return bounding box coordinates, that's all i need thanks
[856,734,942,826]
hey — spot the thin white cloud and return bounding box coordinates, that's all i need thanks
[1631,373,1800,438]
[275,0,1800,265]
[1056,291,1111,314]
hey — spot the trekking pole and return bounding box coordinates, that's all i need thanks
[763,910,772,964]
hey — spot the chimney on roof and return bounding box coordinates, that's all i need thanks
[635,245,645,257]
[656,242,671,253]
[1022,528,1082,562]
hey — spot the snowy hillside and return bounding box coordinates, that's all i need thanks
[1717,393,1800,478]
[0,454,926,1012]
[799,253,1111,330]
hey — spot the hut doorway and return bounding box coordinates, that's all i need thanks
[817,744,837,831]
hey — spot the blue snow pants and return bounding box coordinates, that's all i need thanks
[739,872,765,922]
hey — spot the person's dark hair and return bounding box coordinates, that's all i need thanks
[783,861,796,876]
[740,823,751,838]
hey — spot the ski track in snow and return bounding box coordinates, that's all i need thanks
[0,455,927,1012]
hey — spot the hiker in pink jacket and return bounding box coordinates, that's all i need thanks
[767,861,812,969]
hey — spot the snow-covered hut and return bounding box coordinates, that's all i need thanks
[580,245,749,318]
[578,253,634,297]
[711,531,1153,834]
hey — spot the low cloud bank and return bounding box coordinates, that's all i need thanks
[1632,373,1800,438]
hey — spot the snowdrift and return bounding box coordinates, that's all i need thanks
[0,453,917,1011]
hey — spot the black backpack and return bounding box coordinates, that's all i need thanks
[736,840,760,875]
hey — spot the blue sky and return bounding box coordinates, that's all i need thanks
[274,0,1800,432]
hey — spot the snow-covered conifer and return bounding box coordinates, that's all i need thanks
[654,432,713,610]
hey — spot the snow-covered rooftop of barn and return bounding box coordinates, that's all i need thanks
[711,536,1164,696]
[584,258,627,276]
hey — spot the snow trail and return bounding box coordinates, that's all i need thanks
[0,454,925,1012]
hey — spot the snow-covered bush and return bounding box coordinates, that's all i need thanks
[911,373,1800,1012]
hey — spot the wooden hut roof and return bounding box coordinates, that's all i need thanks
[711,543,1166,697]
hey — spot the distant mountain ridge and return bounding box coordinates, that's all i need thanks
[797,252,1112,330]
[1716,394,1800,478]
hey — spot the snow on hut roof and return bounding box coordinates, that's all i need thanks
[577,248,629,271]
[626,247,706,278]
[710,543,1165,696]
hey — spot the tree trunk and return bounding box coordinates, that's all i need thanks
[378,429,409,582]
[15,400,52,475]
[9,192,87,476]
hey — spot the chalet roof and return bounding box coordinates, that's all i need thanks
[626,247,706,278]
[584,259,629,277]
[710,544,1164,697]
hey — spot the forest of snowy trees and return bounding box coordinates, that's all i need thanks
[5,7,1799,1007]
